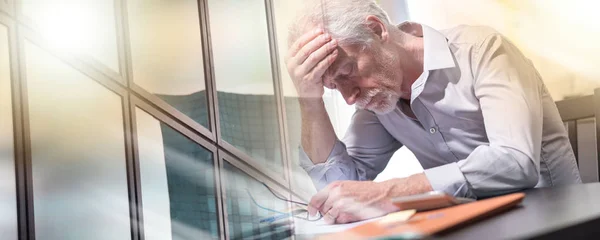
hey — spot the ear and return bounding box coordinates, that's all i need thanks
[365,15,388,42]
[398,21,423,37]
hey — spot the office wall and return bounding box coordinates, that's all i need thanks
[406,0,600,101]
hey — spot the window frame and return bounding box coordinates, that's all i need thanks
[218,149,293,240]
[14,0,128,85]
[122,0,217,142]
[205,0,291,185]
[131,94,224,240]
[4,0,297,239]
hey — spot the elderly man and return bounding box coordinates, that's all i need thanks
[285,0,581,224]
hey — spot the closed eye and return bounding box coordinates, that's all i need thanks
[341,63,352,75]
[337,63,354,80]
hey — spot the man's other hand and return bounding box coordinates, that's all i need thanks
[285,28,338,99]
[307,173,434,224]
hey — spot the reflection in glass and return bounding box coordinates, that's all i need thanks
[127,0,209,129]
[136,108,218,240]
[272,0,319,197]
[208,0,283,175]
[0,24,17,240]
[25,41,130,240]
[223,162,292,240]
[22,0,120,71]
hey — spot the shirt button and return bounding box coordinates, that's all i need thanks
[429,127,437,134]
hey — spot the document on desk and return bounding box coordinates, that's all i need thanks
[294,217,382,235]
[294,210,416,235]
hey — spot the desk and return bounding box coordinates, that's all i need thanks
[440,182,600,239]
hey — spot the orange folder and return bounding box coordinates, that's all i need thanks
[318,192,525,239]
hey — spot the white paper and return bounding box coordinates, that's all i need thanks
[294,216,384,235]
[294,210,417,236]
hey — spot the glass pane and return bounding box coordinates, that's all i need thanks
[0,24,17,240]
[25,41,130,240]
[21,0,120,71]
[127,0,209,129]
[135,108,219,240]
[272,0,318,197]
[223,162,292,240]
[272,0,303,99]
[208,0,283,175]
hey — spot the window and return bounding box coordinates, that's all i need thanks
[0,23,17,240]
[135,108,219,240]
[272,0,321,197]
[21,0,120,73]
[207,0,284,175]
[6,0,304,238]
[127,0,210,130]
[222,161,291,240]
[25,41,130,239]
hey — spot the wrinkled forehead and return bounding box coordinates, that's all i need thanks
[324,44,370,79]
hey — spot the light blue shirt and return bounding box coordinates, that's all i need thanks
[299,24,582,198]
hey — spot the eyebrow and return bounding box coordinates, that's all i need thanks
[326,58,350,81]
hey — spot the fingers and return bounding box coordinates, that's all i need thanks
[320,186,341,218]
[285,28,340,98]
[323,207,339,224]
[295,39,338,78]
[336,212,357,224]
[294,36,337,73]
[324,198,358,224]
[307,189,329,216]
[291,32,331,66]
[308,188,328,216]
[337,199,369,224]
[305,49,338,85]
[308,182,338,216]
[288,28,323,59]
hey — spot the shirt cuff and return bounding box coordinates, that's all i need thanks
[298,141,354,190]
[424,162,476,198]
[298,140,345,171]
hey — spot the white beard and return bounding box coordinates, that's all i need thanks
[352,46,404,114]
[355,88,399,114]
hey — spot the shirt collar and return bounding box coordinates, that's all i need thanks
[396,22,456,104]
[420,24,456,70]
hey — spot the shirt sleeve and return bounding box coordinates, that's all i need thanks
[299,109,403,190]
[424,33,544,198]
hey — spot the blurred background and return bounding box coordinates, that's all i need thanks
[0,0,598,239]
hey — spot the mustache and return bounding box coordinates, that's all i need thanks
[355,88,381,108]
[354,88,400,115]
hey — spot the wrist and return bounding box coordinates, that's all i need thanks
[298,97,325,113]
[380,173,433,198]
[409,172,434,192]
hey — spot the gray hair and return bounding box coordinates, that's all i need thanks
[288,0,392,47]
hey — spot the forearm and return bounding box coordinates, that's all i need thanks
[299,98,337,164]
[380,173,433,198]
[423,146,538,198]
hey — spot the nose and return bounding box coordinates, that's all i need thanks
[339,84,360,105]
